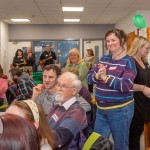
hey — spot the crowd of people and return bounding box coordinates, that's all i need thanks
[0,28,150,150]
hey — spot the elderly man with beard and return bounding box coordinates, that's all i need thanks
[48,72,87,150]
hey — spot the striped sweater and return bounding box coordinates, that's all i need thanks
[87,55,137,109]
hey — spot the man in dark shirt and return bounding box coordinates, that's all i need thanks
[39,44,57,67]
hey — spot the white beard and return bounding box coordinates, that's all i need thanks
[55,93,64,103]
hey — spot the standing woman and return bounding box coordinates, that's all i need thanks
[12,49,26,69]
[62,48,88,89]
[88,29,137,150]
[83,48,95,93]
[128,36,150,150]
[24,47,35,67]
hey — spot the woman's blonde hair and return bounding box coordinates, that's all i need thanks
[10,100,55,149]
[128,36,149,63]
[66,48,83,65]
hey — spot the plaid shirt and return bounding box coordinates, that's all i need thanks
[16,78,36,100]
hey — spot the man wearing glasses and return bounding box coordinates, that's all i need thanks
[48,72,87,150]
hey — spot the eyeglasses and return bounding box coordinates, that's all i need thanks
[0,117,3,139]
[56,83,73,90]
[144,46,150,52]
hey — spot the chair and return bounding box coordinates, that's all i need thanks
[0,104,8,112]
[23,66,33,75]
[32,72,43,84]
[82,132,113,150]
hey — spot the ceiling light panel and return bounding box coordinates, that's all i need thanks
[62,7,84,11]
[11,19,30,22]
[64,19,80,22]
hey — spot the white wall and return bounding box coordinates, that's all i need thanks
[136,10,150,27]
[0,22,9,74]
[115,12,137,33]
[116,10,150,63]
[115,10,150,34]
[9,24,114,40]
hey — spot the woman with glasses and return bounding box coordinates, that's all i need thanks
[128,36,150,150]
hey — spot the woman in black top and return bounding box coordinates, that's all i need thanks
[128,36,150,150]
[24,47,35,67]
[12,49,26,69]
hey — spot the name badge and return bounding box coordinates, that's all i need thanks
[109,66,117,70]
[52,114,59,122]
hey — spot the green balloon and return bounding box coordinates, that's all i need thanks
[133,14,146,28]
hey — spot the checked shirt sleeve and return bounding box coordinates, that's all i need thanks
[16,79,36,100]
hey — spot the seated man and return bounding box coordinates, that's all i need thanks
[32,65,61,115]
[48,72,87,150]
[32,65,91,116]
[9,68,36,100]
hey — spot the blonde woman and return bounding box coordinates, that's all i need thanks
[62,48,88,89]
[128,36,150,150]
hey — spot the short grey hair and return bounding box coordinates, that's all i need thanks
[58,72,82,93]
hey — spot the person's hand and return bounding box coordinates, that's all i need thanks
[13,99,17,102]
[97,64,107,81]
[70,68,79,75]
[32,84,45,100]
[143,86,150,98]
[61,68,68,73]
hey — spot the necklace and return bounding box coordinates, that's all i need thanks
[112,50,124,60]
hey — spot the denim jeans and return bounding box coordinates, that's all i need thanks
[94,102,134,150]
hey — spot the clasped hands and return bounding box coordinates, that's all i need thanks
[96,64,108,81]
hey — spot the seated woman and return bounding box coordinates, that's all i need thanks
[6,99,55,150]
[0,66,8,106]
[62,48,88,89]
[0,114,40,150]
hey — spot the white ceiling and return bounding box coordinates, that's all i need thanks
[0,0,150,24]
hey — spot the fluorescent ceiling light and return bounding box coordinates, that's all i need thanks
[11,19,30,22]
[64,19,80,22]
[62,7,84,11]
